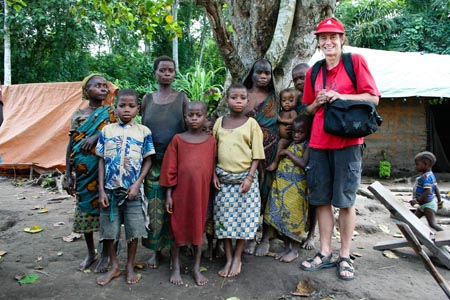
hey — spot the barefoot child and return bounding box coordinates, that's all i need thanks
[409,151,443,231]
[213,83,265,277]
[264,115,312,263]
[64,74,116,272]
[203,116,224,261]
[95,89,155,286]
[266,88,298,172]
[292,63,317,250]
[161,101,216,286]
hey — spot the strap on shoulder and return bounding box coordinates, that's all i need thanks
[342,53,357,90]
[310,58,325,92]
[310,53,357,92]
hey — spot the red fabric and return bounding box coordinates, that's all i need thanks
[159,134,216,245]
[303,53,381,149]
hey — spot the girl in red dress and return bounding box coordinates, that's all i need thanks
[160,101,216,286]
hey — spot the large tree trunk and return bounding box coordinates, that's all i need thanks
[196,0,335,91]
[172,0,180,72]
[4,0,11,85]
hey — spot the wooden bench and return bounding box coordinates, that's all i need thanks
[368,181,450,269]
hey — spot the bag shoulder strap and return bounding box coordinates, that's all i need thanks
[310,58,325,92]
[342,53,357,90]
[310,53,357,91]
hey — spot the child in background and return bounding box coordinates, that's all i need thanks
[292,62,316,250]
[203,116,224,261]
[266,88,298,172]
[264,115,312,263]
[291,63,309,114]
[64,74,116,272]
[409,151,443,231]
[95,89,155,286]
[213,83,265,277]
[161,101,216,286]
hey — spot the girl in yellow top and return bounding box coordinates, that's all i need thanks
[213,83,265,278]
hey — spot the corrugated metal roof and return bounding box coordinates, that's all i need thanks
[309,46,450,99]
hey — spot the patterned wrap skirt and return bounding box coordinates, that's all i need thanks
[214,167,261,240]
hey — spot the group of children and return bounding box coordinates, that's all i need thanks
[64,56,444,288]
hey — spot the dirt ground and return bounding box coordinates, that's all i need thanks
[1,175,450,300]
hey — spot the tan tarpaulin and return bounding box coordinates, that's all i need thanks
[0,82,117,173]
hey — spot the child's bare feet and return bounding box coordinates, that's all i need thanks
[218,260,232,278]
[169,267,183,285]
[244,239,256,255]
[279,249,298,263]
[96,265,121,286]
[215,242,225,258]
[265,162,278,172]
[274,247,290,260]
[193,269,208,286]
[203,247,214,260]
[92,256,109,273]
[228,258,242,277]
[79,254,97,271]
[301,237,315,250]
[255,240,270,256]
[126,269,142,285]
[146,251,160,269]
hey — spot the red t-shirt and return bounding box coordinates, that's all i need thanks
[303,53,381,149]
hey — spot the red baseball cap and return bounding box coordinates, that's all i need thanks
[314,18,345,35]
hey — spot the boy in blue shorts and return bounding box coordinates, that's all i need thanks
[409,151,443,231]
[95,89,155,286]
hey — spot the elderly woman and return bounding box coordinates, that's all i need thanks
[299,18,380,281]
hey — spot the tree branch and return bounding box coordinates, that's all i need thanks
[196,0,244,80]
[264,0,296,68]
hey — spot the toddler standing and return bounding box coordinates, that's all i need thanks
[409,151,443,231]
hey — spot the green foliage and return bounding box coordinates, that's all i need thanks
[174,62,224,115]
[74,0,183,40]
[1,0,97,83]
[429,98,449,105]
[379,150,391,179]
[336,0,450,54]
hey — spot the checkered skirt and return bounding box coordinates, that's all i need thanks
[214,167,261,239]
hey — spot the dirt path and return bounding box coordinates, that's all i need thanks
[1,176,450,300]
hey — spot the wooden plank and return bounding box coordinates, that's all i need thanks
[397,222,450,298]
[368,181,433,239]
[435,231,450,247]
[369,181,450,270]
[373,238,409,250]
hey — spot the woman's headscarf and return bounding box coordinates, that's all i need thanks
[81,73,103,99]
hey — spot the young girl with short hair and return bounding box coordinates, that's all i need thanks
[213,83,265,277]
[160,101,216,286]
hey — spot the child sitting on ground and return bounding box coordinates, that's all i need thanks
[409,151,443,231]
[266,88,297,172]
[95,89,155,286]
